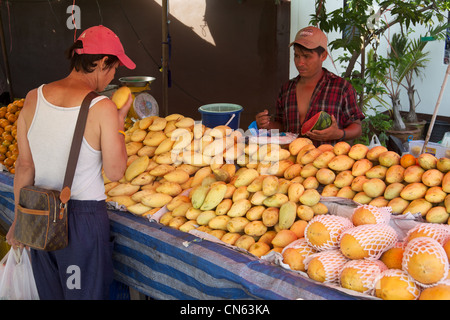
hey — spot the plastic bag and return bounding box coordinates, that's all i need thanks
[0,248,39,300]
[368,134,382,148]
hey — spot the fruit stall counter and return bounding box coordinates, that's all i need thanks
[0,170,364,300]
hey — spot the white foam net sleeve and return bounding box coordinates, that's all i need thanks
[304,249,349,284]
[352,204,392,224]
[402,236,449,288]
[279,238,317,274]
[281,238,317,257]
[372,269,421,300]
[340,223,399,260]
[305,214,354,251]
[339,259,388,294]
[405,222,450,246]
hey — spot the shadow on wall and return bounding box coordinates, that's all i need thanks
[0,0,289,129]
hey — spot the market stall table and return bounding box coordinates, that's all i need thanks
[0,171,366,300]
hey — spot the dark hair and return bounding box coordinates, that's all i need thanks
[65,40,120,73]
[293,43,326,56]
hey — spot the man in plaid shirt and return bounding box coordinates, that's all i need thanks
[256,26,365,146]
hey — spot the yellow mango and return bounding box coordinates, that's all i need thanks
[226,199,252,218]
[278,201,297,229]
[107,183,140,197]
[125,155,149,181]
[200,183,228,210]
[141,192,173,208]
[111,86,131,109]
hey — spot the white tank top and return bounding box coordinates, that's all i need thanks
[28,85,108,201]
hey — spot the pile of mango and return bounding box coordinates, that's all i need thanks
[0,99,23,173]
[105,114,450,259]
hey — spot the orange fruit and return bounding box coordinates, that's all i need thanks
[6,103,17,113]
[14,99,24,108]
[406,223,450,245]
[305,220,330,248]
[2,132,13,142]
[0,119,9,128]
[340,224,398,260]
[289,219,308,238]
[7,113,17,123]
[401,154,417,168]
[444,238,450,263]
[306,249,348,283]
[307,257,327,282]
[374,269,420,300]
[340,266,367,293]
[340,233,368,259]
[351,205,389,226]
[419,283,450,300]
[3,124,12,132]
[403,237,448,286]
[352,206,377,225]
[3,157,14,167]
[340,260,387,293]
[305,215,353,251]
[282,239,316,272]
[380,245,404,269]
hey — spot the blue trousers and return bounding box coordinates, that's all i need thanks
[30,200,114,300]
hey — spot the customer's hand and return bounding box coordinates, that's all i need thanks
[6,222,24,250]
[117,93,133,121]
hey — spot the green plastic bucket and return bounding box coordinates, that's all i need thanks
[198,103,243,130]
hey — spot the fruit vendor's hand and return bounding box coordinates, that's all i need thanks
[255,109,271,129]
[306,115,342,141]
[255,110,283,131]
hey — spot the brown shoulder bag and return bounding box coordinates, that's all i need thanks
[13,91,99,251]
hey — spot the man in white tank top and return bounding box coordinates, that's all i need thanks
[6,25,135,300]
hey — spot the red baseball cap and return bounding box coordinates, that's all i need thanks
[289,26,328,54]
[74,25,136,70]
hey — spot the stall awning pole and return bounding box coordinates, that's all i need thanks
[161,0,169,116]
[421,64,450,154]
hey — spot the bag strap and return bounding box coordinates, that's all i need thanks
[59,91,99,203]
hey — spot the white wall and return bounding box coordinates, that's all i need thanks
[290,0,450,118]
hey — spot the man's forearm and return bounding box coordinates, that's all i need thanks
[342,121,362,141]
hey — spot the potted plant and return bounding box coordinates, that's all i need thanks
[367,26,447,141]
[353,106,393,147]
[399,26,448,135]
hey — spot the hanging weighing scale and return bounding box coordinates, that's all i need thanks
[118,76,159,119]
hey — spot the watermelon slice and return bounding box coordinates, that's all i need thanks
[301,111,332,135]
